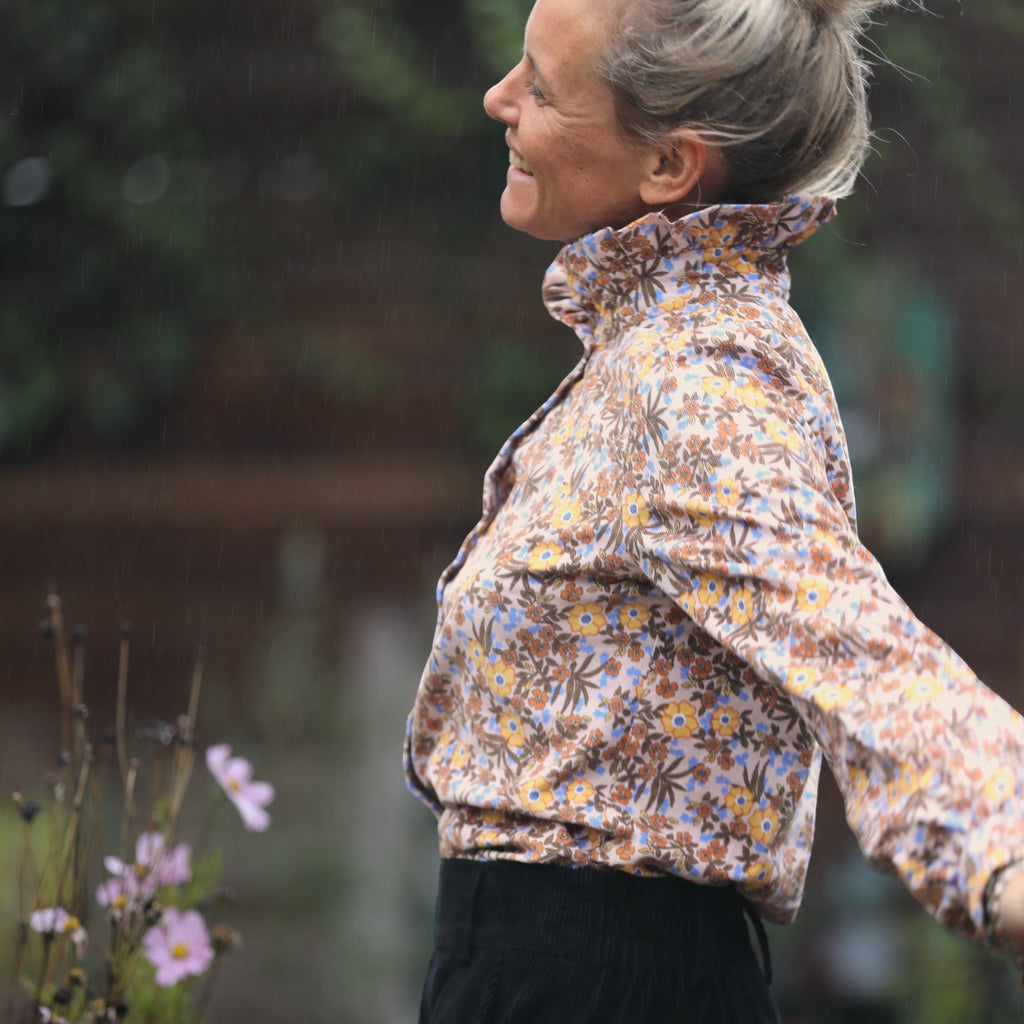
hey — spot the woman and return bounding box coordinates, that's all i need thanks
[405,0,1024,1019]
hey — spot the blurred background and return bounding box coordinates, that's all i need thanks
[1,0,1023,1020]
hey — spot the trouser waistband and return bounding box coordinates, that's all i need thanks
[434,858,771,983]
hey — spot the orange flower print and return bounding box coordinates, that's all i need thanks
[661,700,699,739]
[519,777,555,813]
[711,705,740,737]
[566,779,595,805]
[528,541,563,572]
[611,783,632,805]
[499,712,525,751]
[749,806,780,845]
[619,601,650,632]
[621,491,651,529]
[568,603,607,636]
[795,577,831,613]
[485,658,517,698]
[724,784,755,816]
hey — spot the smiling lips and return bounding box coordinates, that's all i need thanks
[509,149,534,175]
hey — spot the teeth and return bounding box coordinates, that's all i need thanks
[509,150,533,175]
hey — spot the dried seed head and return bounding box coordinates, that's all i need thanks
[17,799,41,824]
[209,922,243,954]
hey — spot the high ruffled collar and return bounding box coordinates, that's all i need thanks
[542,194,836,347]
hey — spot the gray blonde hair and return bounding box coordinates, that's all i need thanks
[598,0,904,200]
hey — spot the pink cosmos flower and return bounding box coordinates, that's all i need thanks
[206,744,274,832]
[29,907,88,958]
[96,831,192,911]
[141,907,214,987]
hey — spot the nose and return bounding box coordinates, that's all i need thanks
[483,66,517,125]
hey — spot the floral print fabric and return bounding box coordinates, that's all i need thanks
[405,195,1024,941]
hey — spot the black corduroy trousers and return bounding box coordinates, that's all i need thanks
[418,858,782,1024]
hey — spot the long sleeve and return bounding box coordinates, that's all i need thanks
[625,307,1024,943]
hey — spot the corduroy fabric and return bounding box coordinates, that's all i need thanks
[418,858,781,1024]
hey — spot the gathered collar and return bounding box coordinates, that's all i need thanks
[542,194,836,348]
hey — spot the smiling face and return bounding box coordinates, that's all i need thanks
[482,0,659,243]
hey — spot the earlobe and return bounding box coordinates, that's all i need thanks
[639,130,722,209]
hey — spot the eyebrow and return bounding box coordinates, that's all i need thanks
[524,50,555,96]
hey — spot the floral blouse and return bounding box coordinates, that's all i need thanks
[404,194,1024,941]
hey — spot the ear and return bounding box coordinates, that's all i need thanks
[638,129,723,208]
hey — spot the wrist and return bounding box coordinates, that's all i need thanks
[985,860,1024,963]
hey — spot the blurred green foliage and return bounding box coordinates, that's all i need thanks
[0,0,216,452]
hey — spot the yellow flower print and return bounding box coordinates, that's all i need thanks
[745,860,774,890]
[817,682,855,711]
[907,675,943,702]
[711,705,740,737]
[451,741,470,769]
[621,491,651,529]
[684,499,716,528]
[499,711,525,750]
[702,376,731,397]
[551,500,582,530]
[724,784,755,816]
[467,639,486,666]
[729,587,755,626]
[519,777,555,813]
[477,828,504,848]
[715,477,742,507]
[551,418,574,446]
[566,779,595,805]
[785,665,818,696]
[766,418,802,452]
[696,573,726,607]
[528,541,563,572]
[984,767,1018,806]
[749,806,780,845]
[796,577,831,613]
[737,383,770,410]
[568,603,607,636]
[485,658,517,698]
[619,601,650,632]
[661,700,699,739]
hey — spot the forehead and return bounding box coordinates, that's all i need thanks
[525,0,617,82]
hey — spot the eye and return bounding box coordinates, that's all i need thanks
[524,80,546,102]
